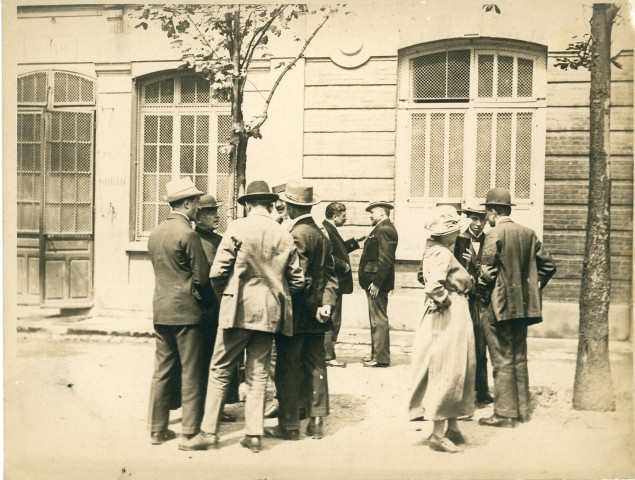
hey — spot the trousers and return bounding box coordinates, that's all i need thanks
[365,290,390,364]
[468,295,490,397]
[482,311,530,419]
[201,328,273,436]
[275,333,329,430]
[148,324,206,435]
[323,294,343,361]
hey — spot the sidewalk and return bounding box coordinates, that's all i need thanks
[15,306,415,352]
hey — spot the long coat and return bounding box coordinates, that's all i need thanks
[358,219,399,292]
[322,220,360,295]
[211,211,305,337]
[195,226,223,313]
[147,212,214,325]
[477,217,556,325]
[289,216,339,334]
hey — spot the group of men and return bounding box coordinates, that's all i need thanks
[147,176,400,453]
[453,188,557,428]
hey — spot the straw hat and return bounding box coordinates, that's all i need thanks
[458,202,486,216]
[424,205,471,237]
[163,177,204,203]
[278,180,321,206]
[237,180,279,206]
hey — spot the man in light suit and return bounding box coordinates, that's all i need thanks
[477,188,556,428]
[266,180,338,440]
[180,181,304,453]
[358,201,399,368]
[322,202,366,367]
[455,204,493,405]
[147,177,215,445]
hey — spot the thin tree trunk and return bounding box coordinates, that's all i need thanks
[229,8,243,220]
[572,2,618,411]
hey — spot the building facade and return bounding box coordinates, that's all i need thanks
[12,1,633,339]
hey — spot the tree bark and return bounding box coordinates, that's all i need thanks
[572,3,618,411]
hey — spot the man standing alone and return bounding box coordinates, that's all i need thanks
[147,177,214,445]
[477,188,556,428]
[359,201,398,368]
[322,202,366,367]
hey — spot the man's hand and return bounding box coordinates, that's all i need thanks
[367,283,380,299]
[355,234,367,243]
[461,248,472,263]
[344,263,351,274]
[316,305,332,323]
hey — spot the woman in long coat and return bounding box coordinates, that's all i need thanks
[408,206,476,453]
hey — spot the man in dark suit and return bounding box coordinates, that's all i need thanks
[322,202,366,367]
[456,204,493,405]
[477,188,556,428]
[358,201,399,368]
[266,180,338,440]
[147,177,214,445]
[194,194,238,422]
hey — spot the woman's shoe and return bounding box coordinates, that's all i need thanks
[444,428,466,445]
[427,434,463,453]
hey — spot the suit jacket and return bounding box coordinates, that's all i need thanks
[195,226,223,314]
[358,219,399,292]
[147,212,215,325]
[477,217,556,325]
[211,211,305,337]
[289,216,339,334]
[455,229,485,280]
[322,220,360,295]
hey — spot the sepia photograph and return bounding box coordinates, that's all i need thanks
[3,0,634,478]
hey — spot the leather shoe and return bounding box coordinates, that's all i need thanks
[518,413,531,423]
[444,429,466,445]
[478,414,518,428]
[178,432,219,451]
[476,392,494,405]
[326,359,347,368]
[264,426,300,441]
[240,435,261,453]
[150,429,177,445]
[220,411,236,423]
[306,416,324,439]
[264,402,279,419]
[427,434,462,453]
[362,356,373,363]
[363,360,389,368]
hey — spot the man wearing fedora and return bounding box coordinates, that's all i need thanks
[477,188,556,428]
[265,180,338,441]
[359,201,399,367]
[194,194,239,422]
[322,202,367,368]
[147,177,215,445]
[455,204,494,405]
[180,181,304,453]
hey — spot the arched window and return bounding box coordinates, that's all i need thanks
[134,72,231,238]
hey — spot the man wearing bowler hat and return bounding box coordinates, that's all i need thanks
[180,180,304,453]
[359,201,399,367]
[477,188,556,428]
[456,203,493,405]
[195,195,239,422]
[147,177,215,445]
[265,180,338,441]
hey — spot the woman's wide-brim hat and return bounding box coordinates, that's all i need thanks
[481,188,516,206]
[424,205,471,237]
[279,180,321,206]
[198,194,225,210]
[162,177,204,203]
[237,180,279,206]
[365,201,394,212]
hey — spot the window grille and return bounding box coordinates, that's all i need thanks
[17,112,43,233]
[412,50,470,101]
[477,54,534,99]
[53,72,95,105]
[136,74,232,238]
[410,111,465,199]
[18,72,47,105]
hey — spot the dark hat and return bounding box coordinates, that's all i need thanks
[279,180,321,206]
[271,183,286,194]
[458,202,486,216]
[365,201,394,213]
[481,188,516,207]
[198,194,225,210]
[237,180,279,206]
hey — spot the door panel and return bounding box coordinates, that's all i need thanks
[17,236,40,304]
[42,237,93,307]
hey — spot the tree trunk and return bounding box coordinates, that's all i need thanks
[228,8,245,220]
[572,3,618,411]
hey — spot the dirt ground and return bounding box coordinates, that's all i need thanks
[5,334,634,480]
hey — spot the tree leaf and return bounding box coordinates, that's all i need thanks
[494,5,501,14]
